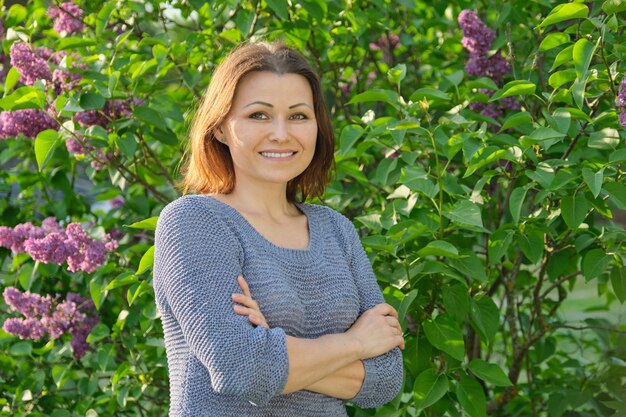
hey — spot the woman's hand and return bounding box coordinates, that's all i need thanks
[232,275,269,330]
[346,303,405,360]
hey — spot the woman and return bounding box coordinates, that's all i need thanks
[153,42,404,417]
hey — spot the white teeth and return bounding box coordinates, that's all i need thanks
[261,152,294,158]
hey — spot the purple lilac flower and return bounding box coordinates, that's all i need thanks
[0,109,59,139]
[48,2,84,35]
[2,287,99,358]
[3,286,53,318]
[618,77,626,127]
[0,219,117,272]
[458,10,511,84]
[9,42,52,86]
[109,196,125,209]
[458,10,495,55]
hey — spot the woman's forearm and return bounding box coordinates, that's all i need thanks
[304,360,365,399]
[281,334,362,394]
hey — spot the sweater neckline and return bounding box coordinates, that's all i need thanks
[202,195,321,260]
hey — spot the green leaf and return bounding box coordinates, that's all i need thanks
[266,0,290,19]
[517,228,544,264]
[423,314,465,361]
[582,249,612,281]
[509,186,529,224]
[488,228,513,265]
[106,272,138,291]
[520,127,565,147]
[136,245,155,275]
[500,112,532,132]
[537,3,589,28]
[96,1,117,36]
[490,80,536,101]
[9,340,32,356]
[348,89,399,108]
[539,33,570,51]
[127,280,151,306]
[465,77,499,90]
[127,216,158,231]
[413,369,449,411]
[300,0,327,21]
[549,69,577,90]
[449,251,487,282]
[134,106,164,126]
[410,88,450,102]
[387,64,407,85]
[602,0,626,14]
[90,279,104,310]
[582,167,604,198]
[418,240,460,258]
[52,365,69,389]
[469,295,499,343]
[398,289,418,332]
[604,182,626,210]
[551,44,575,72]
[4,67,21,94]
[442,284,470,322]
[34,130,60,171]
[610,266,626,304]
[456,374,487,417]
[444,200,483,228]
[561,193,591,229]
[86,323,109,343]
[573,38,597,79]
[116,132,138,159]
[572,75,587,110]
[469,359,512,386]
[339,125,364,155]
[79,93,106,110]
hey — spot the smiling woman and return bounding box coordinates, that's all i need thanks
[153,42,404,417]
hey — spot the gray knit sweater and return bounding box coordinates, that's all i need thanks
[153,195,403,417]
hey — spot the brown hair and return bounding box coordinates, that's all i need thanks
[181,41,335,202]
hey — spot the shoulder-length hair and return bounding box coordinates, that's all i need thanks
[181,41,335,203]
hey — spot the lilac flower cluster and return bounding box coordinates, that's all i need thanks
[2,287,98,359]
[0,109,59,139]
[469,89,521,119]
[9,42,82,94]
[458,10,511,83]
[9,42,52,86]
[0,218,118,273]
[74,99,142,128]
[617,77,626,127]
[47,2,85,35]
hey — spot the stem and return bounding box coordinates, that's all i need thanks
[428,133,445,239]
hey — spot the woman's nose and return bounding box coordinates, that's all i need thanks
[269,119,288,142]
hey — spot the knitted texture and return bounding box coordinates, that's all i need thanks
[153,195,404,417]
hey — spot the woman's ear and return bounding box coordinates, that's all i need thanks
[215,127,227,144]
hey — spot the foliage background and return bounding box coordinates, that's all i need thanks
[0,0,625,416]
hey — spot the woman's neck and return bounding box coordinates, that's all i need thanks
[219,181,300,220]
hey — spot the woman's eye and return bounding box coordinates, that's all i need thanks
[290,113,307,120]
[249,112,268,120]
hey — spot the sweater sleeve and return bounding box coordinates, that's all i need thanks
[334,212,404,408]
[153,198,289,406]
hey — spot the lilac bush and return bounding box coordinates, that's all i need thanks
[2,287,98,359]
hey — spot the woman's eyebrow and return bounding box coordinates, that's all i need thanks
[243,101,313,109]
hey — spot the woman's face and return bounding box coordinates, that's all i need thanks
[219,71,318,190]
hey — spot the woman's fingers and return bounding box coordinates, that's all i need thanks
[237,275,251,297]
